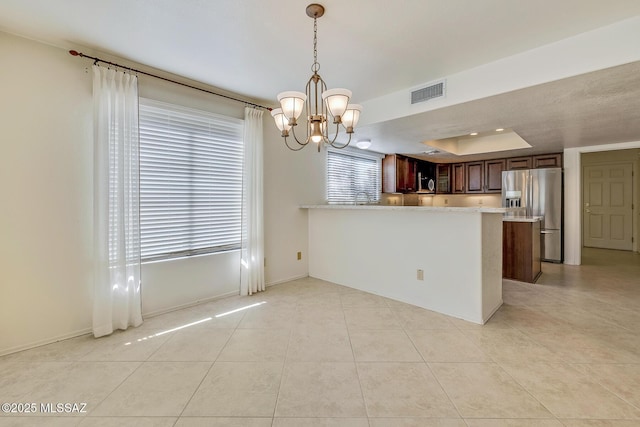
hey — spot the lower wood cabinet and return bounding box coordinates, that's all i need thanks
[503,220,542,283]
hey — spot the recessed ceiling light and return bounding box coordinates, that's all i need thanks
[470,132,478,136]
[496,128,504,132]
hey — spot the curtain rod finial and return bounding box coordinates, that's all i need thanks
[69,50,80,56]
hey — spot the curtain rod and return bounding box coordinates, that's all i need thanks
[69,50,272,111]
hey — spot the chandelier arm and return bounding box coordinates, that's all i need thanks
[328,132,353,150]
[326,121,342,145]
[283,135,308,151]
[291,123,311,146]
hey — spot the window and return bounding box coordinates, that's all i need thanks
[326,149,381,204]
[139,98,244,262]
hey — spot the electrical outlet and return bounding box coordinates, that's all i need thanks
[297,251,302,260]
[417,269,424,280]
[444,198,448,205]
[478,198,483,205]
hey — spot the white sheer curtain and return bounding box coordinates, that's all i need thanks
[92,65,143,337]
[240,107,265,295]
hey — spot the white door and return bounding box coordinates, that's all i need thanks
[583,163,634,250]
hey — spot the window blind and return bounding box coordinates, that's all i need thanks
[139,98,244,262]
[326,150,381,204]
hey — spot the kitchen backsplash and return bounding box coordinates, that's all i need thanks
[380,193,501,208]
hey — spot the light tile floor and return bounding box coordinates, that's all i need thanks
[1,247,639,426]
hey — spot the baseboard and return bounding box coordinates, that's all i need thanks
[0,290,242,357]
[0,327,92,357]
[1,279,308,357]
[266,274,309,287]
[142,290,240,319]
[482,299,504,324]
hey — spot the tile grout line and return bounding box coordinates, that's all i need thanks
[271,321,294,421]
[173,304,248,421]
[489,358,563,423]
[395,302,467,422]
[344,298,371,421]
[574,363,640,415]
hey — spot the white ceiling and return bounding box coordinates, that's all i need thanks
[2,0,640,159]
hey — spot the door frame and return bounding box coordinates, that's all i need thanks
[564,141,640,265]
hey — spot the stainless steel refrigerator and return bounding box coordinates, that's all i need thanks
[502,168,563,262]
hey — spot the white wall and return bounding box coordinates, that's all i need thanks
[263,129,326,285]
[563,141,640,265]
[141,252,241,316]
[0,32,323,355]
[308,207,503,324]
[0,32,94,355]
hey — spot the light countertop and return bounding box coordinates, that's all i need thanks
[301,204,520,214]
[502,216,542,222]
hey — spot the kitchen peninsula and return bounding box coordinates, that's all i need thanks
[302,204,516,324]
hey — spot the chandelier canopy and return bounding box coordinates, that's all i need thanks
[271,3,362,151]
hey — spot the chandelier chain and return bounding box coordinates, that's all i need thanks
[311,17,320,73]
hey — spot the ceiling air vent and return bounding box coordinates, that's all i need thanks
[411,80,445,104]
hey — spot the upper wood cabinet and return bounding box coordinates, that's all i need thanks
[390,151,561,194]
[382,154,417,193]
[506,156,533,170]
[506,153,563,170]
[484,159,506,193]
[465,162,484,193]
[464,159,505,193]
[452,163,465,193]
[436,164,451,193]
[533,153,562,168]
[382,155,396,193]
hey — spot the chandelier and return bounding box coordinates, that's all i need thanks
[271,3,362,151]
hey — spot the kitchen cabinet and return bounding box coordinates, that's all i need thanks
[465,162,484,193]
[405,157,417,191]
[506,153,562,170]
[416,160,436,192]
[464,159,505,193]
[382,154,417,193]
[452,163,465,193]
[503,219,542,283]
[436,164,451,193]
[506,156,532,170]
[388,151,559,194]
[533,153,562,168]
[484,159,506,193]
